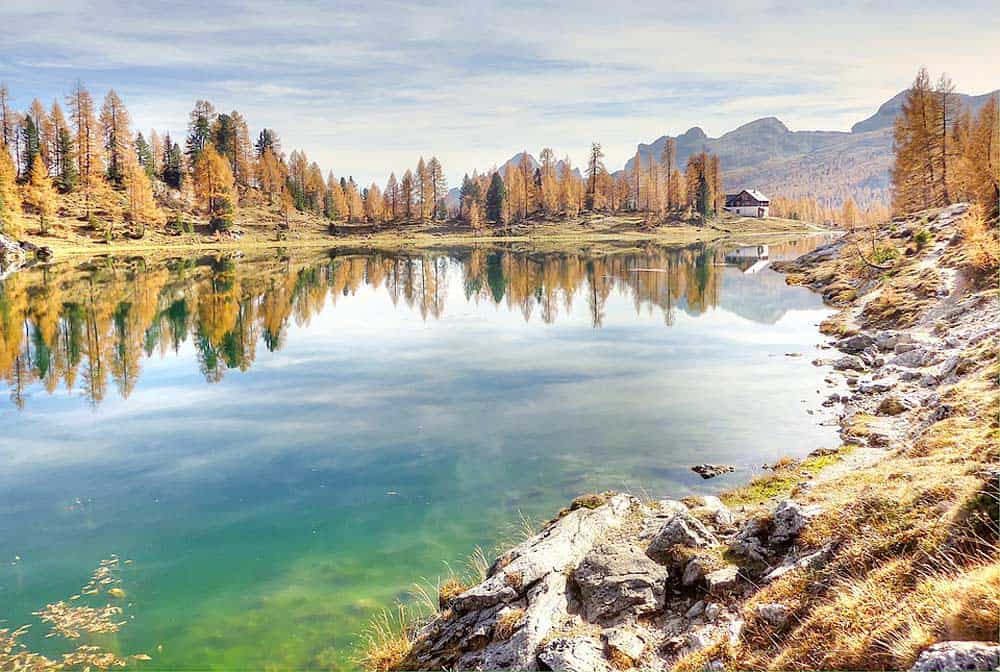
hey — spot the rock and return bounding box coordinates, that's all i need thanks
[762,543,836,583]
[939,355,961,377]
[909,641,1000,671]
[647,513,720,562]
[730,517,771,562]
[691,464,735,479]
[878,395,915,416]
[603,627,646,662]
[808,447,839,457]
[859,377,897,394]
[832,355,866,371]
[703,602,721,622]
[574,542,668,622]
[754,603,790,629]
[895,342,920,354]
[682,556,712,586]
[835,333,874,353]
[537,637,610,672]
[685,600,705,619]
[875,330,911,351]
[704,565,740,593]
[771,500,821,545]
[894,347,943,369]
[451,494,637,613]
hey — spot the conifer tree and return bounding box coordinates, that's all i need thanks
[586,143,605,210]
[0,82,13,151]
[486,172,505,224]
[0,146,22,237]
[134,132,155,179]
[193,144,236,231]
[19,114,41,179]
[23,156,58,234]
[99,90,131,186]
[186,100,216,164]
[385,172,400,221]
[400,169,414,220]
[661,138,677,209]
[55,126,78,193]
[124,157,164,233]
[162,135,183,189]
[67,82,103,215]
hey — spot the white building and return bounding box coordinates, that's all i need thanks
[724,189,770,218]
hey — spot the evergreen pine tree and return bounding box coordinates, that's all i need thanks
[486,172,505,224]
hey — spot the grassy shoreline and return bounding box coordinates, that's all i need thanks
[16,206,829,259]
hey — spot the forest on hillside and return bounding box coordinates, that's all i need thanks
[0,71,995,244]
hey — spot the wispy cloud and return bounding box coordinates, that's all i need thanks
[1,0,995,185]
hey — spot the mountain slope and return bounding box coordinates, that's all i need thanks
[622,89,997,209]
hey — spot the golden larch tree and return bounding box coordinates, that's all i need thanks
[193,144,236,231]
[0,146,23,237]
[23,155,58,234]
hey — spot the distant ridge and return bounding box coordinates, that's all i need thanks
[621,89,998,209]
[448,89,997,211]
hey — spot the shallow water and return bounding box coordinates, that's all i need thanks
[1,239,837,669]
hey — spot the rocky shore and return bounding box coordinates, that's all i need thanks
[373,204,998,671]
[0,232,52,279]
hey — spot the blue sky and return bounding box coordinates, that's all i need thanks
[1,0,996,186]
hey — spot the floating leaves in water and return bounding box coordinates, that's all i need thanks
[34,602,125,639]
[0,556,151,670]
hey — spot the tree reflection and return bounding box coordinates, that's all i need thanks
[0,238,821,408]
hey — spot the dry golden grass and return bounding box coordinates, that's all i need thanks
[676,207,999,672]
[358,605,414,672]
[493,607,525,641]
[959,204,1000,279]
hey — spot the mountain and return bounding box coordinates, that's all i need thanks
[622,89,997,209]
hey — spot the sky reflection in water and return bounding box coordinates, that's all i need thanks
[1,240,837,669]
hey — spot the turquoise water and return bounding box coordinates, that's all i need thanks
[0,240,837,669]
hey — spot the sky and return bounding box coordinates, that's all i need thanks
[1,0,996,187]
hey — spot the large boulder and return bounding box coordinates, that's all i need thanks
[909,641,1000,671]
[573,542,668,622]
[894,347,943,369]
[451,494,638,613]
[646,512,719,562]
[770,500,821,545]
[832,355,867,371]
[836,333,874,353]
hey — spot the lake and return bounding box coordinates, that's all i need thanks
[0,238,838,670]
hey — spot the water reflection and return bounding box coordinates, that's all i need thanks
[0,238,826,408]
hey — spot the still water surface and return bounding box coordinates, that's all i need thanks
[1,239,836,669]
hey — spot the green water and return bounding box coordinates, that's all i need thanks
[0,240,838,669]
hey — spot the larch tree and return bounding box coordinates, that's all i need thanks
[539,148,559,215]
[0,82,13,151]
[0,146,22,237]
[891,68,944,214]
[427,157,446,220]
[67,81,102,214]
[193,143,236,231]
[99,89,132,186]
[23,155,58,234]
[400,169,414,221]
[385,172,400,222]
[124,157,164,234]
